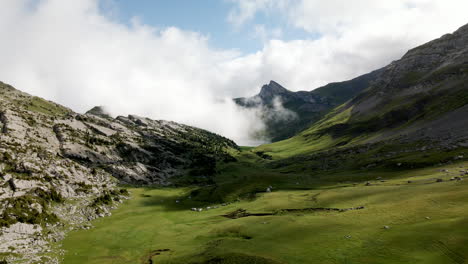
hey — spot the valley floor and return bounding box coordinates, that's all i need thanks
[59,161,468,264]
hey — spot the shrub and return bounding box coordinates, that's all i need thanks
[119,188,129,195]
[34,188,64,203]
[42,175,53,182]
[255,151,272,160]
[76,182,93,194]
[0,195,60,228]
[91,193,113,207]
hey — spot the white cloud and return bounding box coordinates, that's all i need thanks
[227,0,468,89]
[226,0,290,27]
[0,0,266,145]
[227,0,271,27]
[252,24,283,43]
[290,0,466,36]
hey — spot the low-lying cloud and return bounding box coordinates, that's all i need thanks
[0,0,467,145]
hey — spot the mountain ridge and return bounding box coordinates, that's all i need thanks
[234,69,382,141]
[255,22,468,166]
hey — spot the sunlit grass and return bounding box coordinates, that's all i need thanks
[61,161,468,264]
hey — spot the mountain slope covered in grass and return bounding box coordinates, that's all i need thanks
[185,23,468,209]
[256,23,468,164]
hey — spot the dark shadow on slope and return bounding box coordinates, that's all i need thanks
[136,191,204,212]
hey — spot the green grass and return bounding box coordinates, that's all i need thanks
[253,106,354,159]
[239,146,256,151]
[253,71,467,162]
[60,161,468,264]
[26,97,70,116]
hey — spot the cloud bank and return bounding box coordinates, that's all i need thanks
[0,0,467,145]
[0,0,267,145]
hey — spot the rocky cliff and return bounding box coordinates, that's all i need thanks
[0,82,238,263]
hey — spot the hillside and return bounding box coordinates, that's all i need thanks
[256,23,468,166]
[0,82,238,263]
[185,23,468,211]
[234,70,382,142]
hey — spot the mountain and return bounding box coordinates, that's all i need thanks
[85,106,112,119]
[0,82,238,263]
[319,22,468,146]
[234,71,382,142]
[146,23,468,263]
[2,22,468,264]
[256,23,468,170]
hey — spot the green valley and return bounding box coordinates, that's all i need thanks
[61,157,468,264]
[57,23,468,264]
[1,10,467,264]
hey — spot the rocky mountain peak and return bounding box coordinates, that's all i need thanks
[86,106,111,119]
[259,80,290,100]
[234,71,378,142]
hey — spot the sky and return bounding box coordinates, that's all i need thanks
[0,0,467,145]
[107,0,313,53]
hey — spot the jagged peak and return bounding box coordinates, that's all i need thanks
[259,80,290,99]
[86,106,111,118]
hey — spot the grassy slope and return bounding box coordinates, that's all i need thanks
[254,107,354,159]
[255,63,467,160]
[61,160,468,264]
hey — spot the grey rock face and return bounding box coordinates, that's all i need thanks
[258,81,291,101]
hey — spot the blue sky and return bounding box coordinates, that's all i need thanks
[107,0,311,53]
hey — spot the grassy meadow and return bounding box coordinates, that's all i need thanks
[60,159,468,264]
